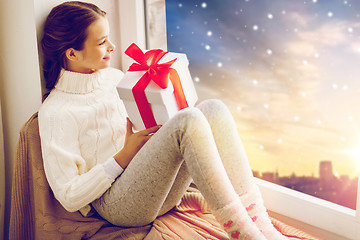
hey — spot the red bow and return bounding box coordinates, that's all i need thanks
[125,43,188,129]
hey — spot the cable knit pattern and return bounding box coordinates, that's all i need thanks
[38,68,128,215]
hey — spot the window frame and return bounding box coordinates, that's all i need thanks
[120,1,360,238]
[117,0,147,71]
[0,99,5,240]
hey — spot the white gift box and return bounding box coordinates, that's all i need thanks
[117,51,198,131]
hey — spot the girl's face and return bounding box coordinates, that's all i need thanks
[69,17,115,73]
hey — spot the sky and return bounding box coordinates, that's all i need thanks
[166,0,360,178]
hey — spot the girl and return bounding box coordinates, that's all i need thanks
[39,1,286,239]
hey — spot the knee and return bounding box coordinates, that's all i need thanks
[197,99,228,114]
[197,99,231,123]
[172,107,208,130]
[162,107,211,139]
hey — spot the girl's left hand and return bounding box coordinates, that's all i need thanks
[113,118,161,168]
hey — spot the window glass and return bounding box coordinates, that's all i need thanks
[166,0,359,209]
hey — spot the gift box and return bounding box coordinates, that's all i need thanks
[117,43,198,131]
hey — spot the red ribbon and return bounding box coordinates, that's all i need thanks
[125,43,189,129]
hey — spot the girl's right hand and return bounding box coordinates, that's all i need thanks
[113,118,161,168]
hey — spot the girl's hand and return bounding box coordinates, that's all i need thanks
[114,118,161,168]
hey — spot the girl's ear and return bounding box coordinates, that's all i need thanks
[65,48,78,62]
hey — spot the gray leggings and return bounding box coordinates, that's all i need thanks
[92,99,255,227]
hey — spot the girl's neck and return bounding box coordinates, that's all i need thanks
[65,66,96,74]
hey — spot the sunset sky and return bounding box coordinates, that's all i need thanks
[166,0,360,178]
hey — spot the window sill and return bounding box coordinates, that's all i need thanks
[256,178,359,239]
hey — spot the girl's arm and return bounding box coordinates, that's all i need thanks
[39,110,112,213]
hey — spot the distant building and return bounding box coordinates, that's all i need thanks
[262,172,275,183]
[319,160,334,182]
[252,170,260,178]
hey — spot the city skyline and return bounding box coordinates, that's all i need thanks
[255,160,358,209]
[254,159,355,178]
[166,0,360,178]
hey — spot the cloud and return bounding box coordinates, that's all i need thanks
[287,12,311,28]
[297,22,347,47]
[351,41,360,54]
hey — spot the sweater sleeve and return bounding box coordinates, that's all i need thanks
[102,157,124,182]
[38,109,112,212]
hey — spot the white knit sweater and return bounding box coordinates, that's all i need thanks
[38,68,128,215]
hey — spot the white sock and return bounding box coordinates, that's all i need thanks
[212,199,266,240]
[240,188,288,240]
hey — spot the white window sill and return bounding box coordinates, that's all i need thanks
[256,178,360,239]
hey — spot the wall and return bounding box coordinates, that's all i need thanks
[0,1,146,239]
[0,0,42,239]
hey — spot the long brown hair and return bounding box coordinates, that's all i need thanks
[41,1,106,100]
